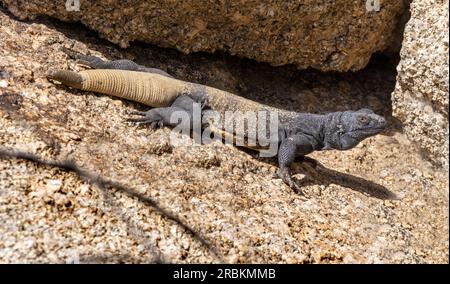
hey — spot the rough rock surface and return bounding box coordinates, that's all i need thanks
[0,0,405,72]
[0,9,448,263]
[392,0,449,169]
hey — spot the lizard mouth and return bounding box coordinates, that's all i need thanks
[348,126,385,138]
[366,126,385,132]
[353,122,387,134]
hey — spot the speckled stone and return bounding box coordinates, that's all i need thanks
[1,0,405,72]
[0,8,448,264]
[392,0,449,169]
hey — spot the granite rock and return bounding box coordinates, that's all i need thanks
[0,9,448,263]
[1,0,405,71]
[392,0,449,168]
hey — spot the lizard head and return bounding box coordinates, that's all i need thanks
[328,108,386,150]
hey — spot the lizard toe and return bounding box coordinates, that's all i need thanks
[277,168,305,196]
[149,120,164,130]
[125,110,147,116]
[125,116,149,123]
[289,180,304,196]
[125,116,163,128]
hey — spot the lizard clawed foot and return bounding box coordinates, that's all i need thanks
[125,109,164,130]
[149,120,164,130]
[276,167,304,196]
[126,117,164,130]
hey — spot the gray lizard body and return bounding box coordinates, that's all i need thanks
[47,55,386,194]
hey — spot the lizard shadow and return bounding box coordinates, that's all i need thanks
[298,162,398,200]
[256,155,398,200]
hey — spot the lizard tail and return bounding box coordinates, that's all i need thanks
[47,69,84,89]
[47,69,188,108]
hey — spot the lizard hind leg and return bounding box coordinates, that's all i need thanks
[76,55,105,69]
[77,55,173,78]
[126,95,198,130]
[126,108,175,130]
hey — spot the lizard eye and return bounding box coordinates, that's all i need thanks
[357,115,370,125]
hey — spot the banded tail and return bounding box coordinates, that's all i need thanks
[47,69,188,107]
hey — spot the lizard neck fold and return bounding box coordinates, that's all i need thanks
[322,112,345,150]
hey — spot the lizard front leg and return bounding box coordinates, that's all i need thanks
[277,134,314,195]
